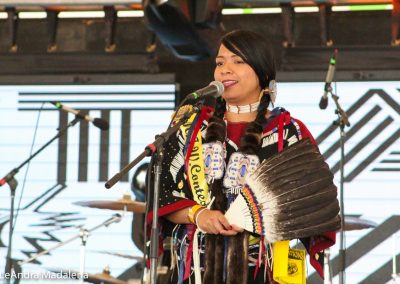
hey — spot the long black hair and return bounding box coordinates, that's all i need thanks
[214,29,277,151]
[221,29,276,91]
[204,30,278,284]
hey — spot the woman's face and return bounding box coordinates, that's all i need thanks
[214,44,261,105]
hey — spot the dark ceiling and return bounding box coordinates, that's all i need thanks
[0,1,398,100]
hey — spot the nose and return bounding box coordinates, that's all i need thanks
[222,69,232,75]
[220,63,233,75]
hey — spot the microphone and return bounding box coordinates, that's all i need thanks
[186,81,224,100]
[51,102,109,130]
[319,49,338,110]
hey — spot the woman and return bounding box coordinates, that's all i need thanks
[147,30,336,284]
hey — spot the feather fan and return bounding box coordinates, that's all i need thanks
[225,139,341,243]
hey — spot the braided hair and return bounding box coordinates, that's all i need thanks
[215,29,276,153]
[204,30,277,284]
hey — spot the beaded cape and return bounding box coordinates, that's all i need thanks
[146,107,336,283]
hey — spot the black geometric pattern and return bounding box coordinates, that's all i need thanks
[316,89,400,181]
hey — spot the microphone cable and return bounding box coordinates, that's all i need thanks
[11,102,45,234]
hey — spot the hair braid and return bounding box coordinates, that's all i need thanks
[203,98,227,284]
[205,116,226,143]
[214,96,226,119]
[239,94,271,155]
[256,92,271,123]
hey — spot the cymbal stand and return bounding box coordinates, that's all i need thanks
[330,88,350,284]
[79,228,89,284]
[324,248,333,284]
[19,213,122,278]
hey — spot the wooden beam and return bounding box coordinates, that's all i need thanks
[0,53,155,74]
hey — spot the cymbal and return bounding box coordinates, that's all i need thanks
[343,216,377,231]
[74,194,146,213]
[86,272,128,284]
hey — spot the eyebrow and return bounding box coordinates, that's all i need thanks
[216,54,241,59]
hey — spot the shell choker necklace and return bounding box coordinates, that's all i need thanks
[226,101,260,114]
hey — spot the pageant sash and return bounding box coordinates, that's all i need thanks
[180,111,209,206]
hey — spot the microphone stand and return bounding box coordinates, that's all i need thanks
[329,86,350,284]
[1,116,83,283]
[105,101,205,284]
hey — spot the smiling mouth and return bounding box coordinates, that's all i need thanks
[222,80,238,88]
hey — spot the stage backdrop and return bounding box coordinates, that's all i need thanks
[276,81,400,284]
[0,80,399,283]
[0,82,176,283]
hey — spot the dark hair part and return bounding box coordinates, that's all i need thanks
[221,29,276,90]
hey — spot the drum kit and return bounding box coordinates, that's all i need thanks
[18,193,146,284]
[18,192,379,284]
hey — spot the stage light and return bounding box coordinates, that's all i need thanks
[58,11,105,18]
[294,6,319,13]
[117,10,144,17]
[18,12,47,19]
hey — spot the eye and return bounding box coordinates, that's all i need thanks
[235,60,245,64]
[215,61,223,67]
